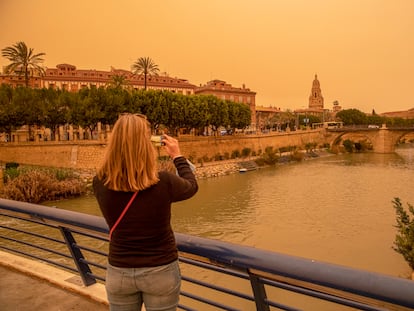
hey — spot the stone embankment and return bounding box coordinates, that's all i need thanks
[193,160,243,179]
[192,149,333,179]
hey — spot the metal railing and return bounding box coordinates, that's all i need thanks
[1,198,413,311]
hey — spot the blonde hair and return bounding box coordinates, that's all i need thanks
[97,114,159,192]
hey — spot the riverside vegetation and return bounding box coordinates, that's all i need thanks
[392,198,414,273]
[0,162,85,204]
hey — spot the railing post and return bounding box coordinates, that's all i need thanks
[249,274,270,311]
[60,227,97,286]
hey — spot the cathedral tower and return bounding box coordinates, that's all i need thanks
[308,74,324,110]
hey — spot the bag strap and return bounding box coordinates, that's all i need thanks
[109,192,138,241]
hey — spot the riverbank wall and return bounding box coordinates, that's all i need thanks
[0,130,325,174]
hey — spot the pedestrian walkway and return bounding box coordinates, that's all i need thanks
[0,251,108,311]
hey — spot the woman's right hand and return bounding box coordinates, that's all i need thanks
[162,134,182,159]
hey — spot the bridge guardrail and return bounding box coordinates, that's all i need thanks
[1,198,413,311]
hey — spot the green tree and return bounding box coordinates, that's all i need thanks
[1,41,46,87]
[392,197,414,270]
[100,88,129,125]
[0,84,26,139]
[12,87,40,140]
[184,95,210,135]
[38,88,70,140]
[71,87,105,138]
[366,114,386,126]
[164,92,184,135]
[131,57,159,90]
[203,95,228,135]
[107,74,130,90]
[228,101,251,132]
[336,108,367,126]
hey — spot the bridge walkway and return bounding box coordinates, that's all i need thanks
[0,251,109,311]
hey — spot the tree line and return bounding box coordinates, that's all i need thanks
[0,84,252,139]
[335,108,414,127]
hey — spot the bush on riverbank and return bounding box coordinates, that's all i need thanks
[254,145,305,166]
[0,166,86,204]
[392,197,414,270]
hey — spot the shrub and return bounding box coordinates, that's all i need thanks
[254,158,265,166]
[0,168,86,204]
[392,197,414,270]
[214,153,223,161]
[259,146,279,165]
[305,142,317,153]
[343,139,354,152]
[5,162,19,170]
[3,167,20,183]
[231,149,241,159]
[241,147,251,158]
[290,151,305,161]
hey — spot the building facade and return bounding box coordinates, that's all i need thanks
[1,64,197,94]
[42,64,197,94]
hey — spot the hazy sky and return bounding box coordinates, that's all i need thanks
[1,0,413,113]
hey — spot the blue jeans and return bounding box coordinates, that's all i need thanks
[106,260,181,311]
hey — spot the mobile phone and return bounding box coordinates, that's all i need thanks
[150,135,164,147]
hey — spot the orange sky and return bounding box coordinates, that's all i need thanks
[1,0,413,113]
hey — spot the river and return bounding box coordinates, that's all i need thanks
[50,147,414,279]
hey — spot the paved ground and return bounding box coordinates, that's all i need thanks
[0,265,109,311]
[0,251,109,311]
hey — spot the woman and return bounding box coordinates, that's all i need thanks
[93,113,198,311]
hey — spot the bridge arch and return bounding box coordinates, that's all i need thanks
[325,127,414,153]
[330,132,374,153]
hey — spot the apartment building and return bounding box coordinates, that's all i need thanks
[0,63,197,94]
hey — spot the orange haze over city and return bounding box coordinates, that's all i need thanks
[0,0,413,114]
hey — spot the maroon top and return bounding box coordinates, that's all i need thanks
[93,156,198,268]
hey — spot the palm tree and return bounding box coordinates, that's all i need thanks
[131,57,159,90]
[1,41,46,87]
[107,74,129,90]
